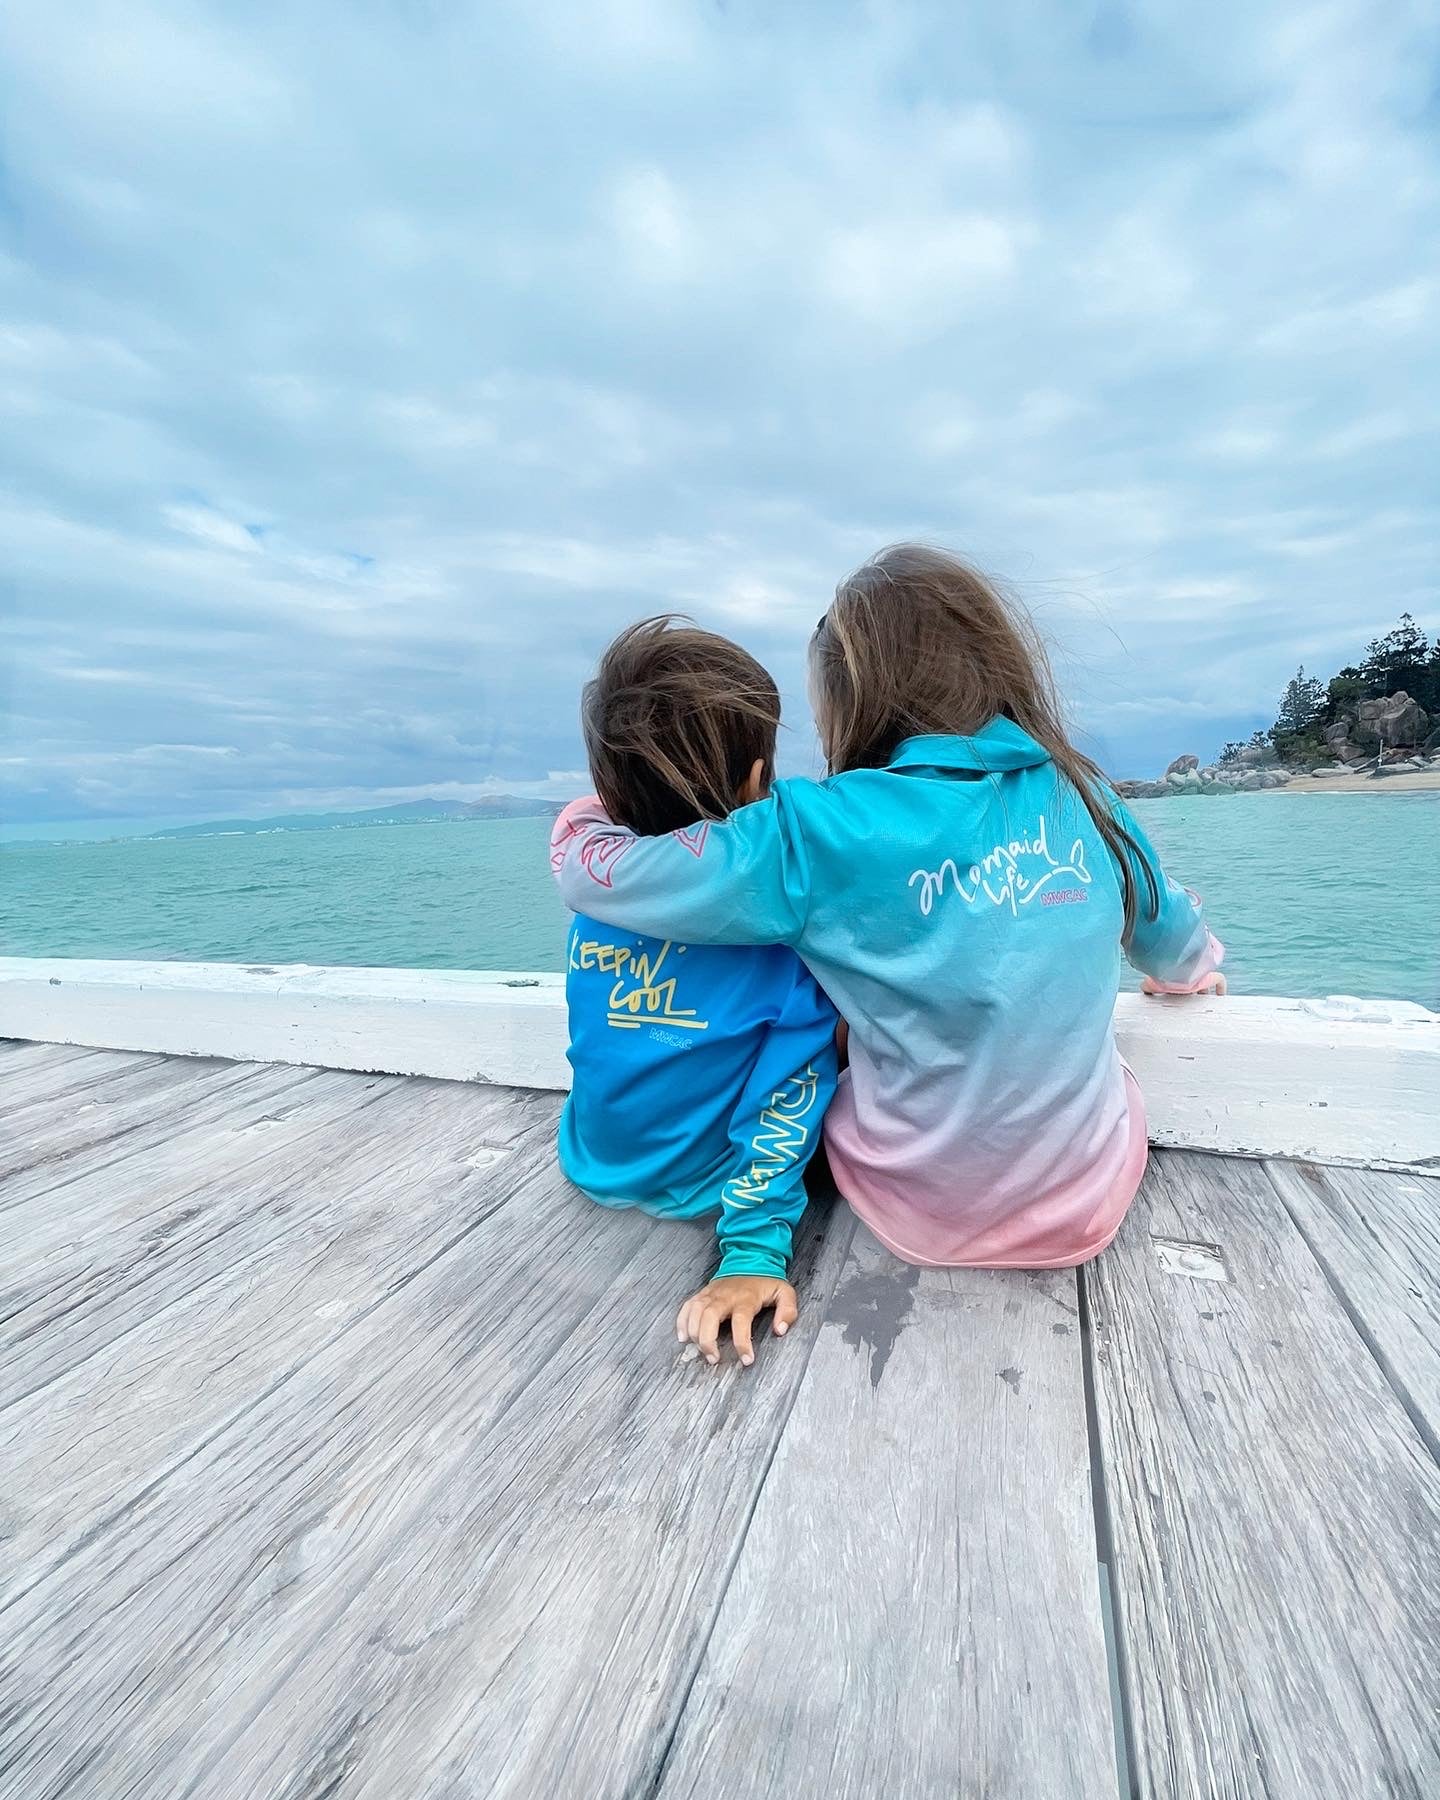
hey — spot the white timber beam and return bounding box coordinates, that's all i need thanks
[2,957,1436,1173]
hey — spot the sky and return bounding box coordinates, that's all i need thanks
[2,0,1438,833]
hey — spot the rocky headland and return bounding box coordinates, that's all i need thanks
[1118,690,1440,800]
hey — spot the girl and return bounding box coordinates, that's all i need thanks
[550,545,1222,1304]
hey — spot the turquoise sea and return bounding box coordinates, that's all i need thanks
[2,794,1437,1007]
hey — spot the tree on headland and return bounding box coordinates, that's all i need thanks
[1257,616,1439,768]
[1218,729,1273,767]
[1360,614,1429,701]
[1152,616,1437,782]
[1327,665,1366,717]
[1274,667,1326,735]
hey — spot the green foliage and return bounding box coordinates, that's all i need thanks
[1360,613,1429,697]
[1327,668,1365,715]
[1270,729,1328,769]
[1273,667,1326,735]
[1268,666,1328,768]
[1218,740,1246,766]
[1262,619,1439,765]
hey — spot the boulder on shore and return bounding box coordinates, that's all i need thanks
[1334,691,1430,757]
[1326,711,1380,760]
[1358,690,1430,749]
[1164,753,1200,777]
[1135,761,1295,797]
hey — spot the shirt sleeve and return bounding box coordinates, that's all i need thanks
[1112,799,1226,992]
[713,967,839,1281]
[549,790,812,947]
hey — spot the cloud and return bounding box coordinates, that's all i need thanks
[608,168,700,282]
[821,212,1027,335]
[1,0,1438,828]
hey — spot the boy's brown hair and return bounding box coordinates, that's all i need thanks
[583,616,781,836]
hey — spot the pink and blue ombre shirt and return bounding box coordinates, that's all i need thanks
[550,719,1223,1270]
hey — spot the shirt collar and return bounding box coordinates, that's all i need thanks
[887,717,1051,774]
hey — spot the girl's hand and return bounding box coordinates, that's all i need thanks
[677,1276,798,1369]
[1141,971,1227,996]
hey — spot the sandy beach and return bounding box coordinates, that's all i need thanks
[1276,767,1440,794]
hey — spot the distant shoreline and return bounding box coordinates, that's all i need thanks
[1130,766,1440,799]
[1270,767,1440,794]
[9,769,1440,849]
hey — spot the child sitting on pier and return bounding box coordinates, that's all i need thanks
[553,546,1223,1276]
[553,618,838,1368]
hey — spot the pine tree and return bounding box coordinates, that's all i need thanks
[1424,634,1440,717]
[1360,614,1429,697]
[1273,666,1326,734]
[1326,666,1365,718]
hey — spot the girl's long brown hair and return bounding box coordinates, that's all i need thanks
[811,544,1159,938]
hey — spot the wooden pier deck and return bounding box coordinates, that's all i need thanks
[3,1038,1438,1799]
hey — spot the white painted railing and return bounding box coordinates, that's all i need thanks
[2,957,1437,1173]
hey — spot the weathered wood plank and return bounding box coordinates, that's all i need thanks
[0,1177,848,1800]
[1,1071,551,1411]
[1264,1159,1440,1456]
[0,1080,559,1605]
[0,1042,157,1109]
[0,1068,428,1407]
[176,1191,855,1800]
[0,1148,650,1799]
[0,1056,328,1215]
[1086,1149,1440,1798]
[657,1224,1116,1800]
[0,1039,102,1071]
[0,1049,257,1181]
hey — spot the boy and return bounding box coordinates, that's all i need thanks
[550,617,837,1369]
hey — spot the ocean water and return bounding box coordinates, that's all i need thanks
[2,794,1437,1007]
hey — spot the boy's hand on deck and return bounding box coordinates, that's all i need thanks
[677,1277,798,1369]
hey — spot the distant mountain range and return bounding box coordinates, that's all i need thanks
[146,796,567,839]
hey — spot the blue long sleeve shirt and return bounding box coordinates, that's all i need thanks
[557,913,839,1279]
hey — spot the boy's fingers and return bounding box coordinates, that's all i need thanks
[772,1288,799,1336]
[697,1303,724,1364]
[731,1307,756,1367]
[678,1297,702,1344]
